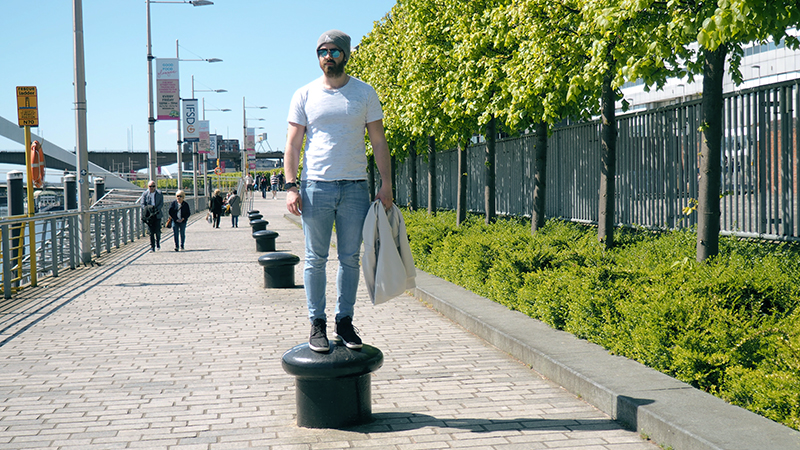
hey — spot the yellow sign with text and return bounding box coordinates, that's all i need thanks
[16,86,39,127]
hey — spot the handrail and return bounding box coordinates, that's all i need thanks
[0,203,145,299]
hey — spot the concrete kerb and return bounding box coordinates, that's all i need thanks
[412,270,800,450]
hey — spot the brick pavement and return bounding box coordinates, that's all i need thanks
[0,193,658,449]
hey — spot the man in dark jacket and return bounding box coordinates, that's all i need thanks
[139,181,163,251]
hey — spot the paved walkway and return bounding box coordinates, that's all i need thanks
[0,193,657,449]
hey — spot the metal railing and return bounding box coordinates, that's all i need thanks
[0,192,211,299]
[0,205,143,298]
[393,78,800,242]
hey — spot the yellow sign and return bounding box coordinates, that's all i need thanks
[16,86,39,127]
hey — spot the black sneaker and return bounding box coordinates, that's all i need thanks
[334,317,363,349]
[309,319,329,352]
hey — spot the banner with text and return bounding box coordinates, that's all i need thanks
[246,127,256,169]
[198,120,210,155]
[209,134,218,159]
[156,58,179,120]
[182,99,199,142]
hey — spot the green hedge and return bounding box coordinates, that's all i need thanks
[403,210,800,430]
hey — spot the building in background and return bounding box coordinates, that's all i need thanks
[620,30,800,112]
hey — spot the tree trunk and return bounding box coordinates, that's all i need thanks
[598,70,617,248]
[456,137,468,226]
[391,153,397,203]
[485,116,496,224]
[367,154,375,200]
[532,120,547,233]
[409,140,417,210]
[427,135,436,216]
[696,46,727,262]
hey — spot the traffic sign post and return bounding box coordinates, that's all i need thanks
[16,86,39,286]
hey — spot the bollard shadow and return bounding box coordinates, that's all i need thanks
[267,284,305,290]
[343,412,627,434]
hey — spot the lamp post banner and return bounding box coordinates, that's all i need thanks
[156,58,180,120]
[209,134,218,159]
[198,120,210,155]
[246,127,256,170]
[183,99,199,142]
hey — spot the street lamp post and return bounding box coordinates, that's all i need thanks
[242,97,267,176]
[73,0,92,264]
[146,0,213,183]
[196,93,230,198]
[176,39,222,193]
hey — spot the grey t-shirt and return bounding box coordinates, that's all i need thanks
[287,76,383,181]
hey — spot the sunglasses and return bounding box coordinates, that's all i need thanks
[317,48,343,58]
[177,195,184,198]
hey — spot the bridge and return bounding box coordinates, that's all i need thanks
[0,149,285,174]
[1,114,283,178]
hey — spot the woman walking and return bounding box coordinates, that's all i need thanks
[209,189,224,228]
[228,189,241,227]
[169,190,191,251]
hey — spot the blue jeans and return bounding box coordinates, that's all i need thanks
[172,220,186,248]
[231,215,239,227]
[301,180,370,323]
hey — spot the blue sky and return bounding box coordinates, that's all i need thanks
[0,0,395,166]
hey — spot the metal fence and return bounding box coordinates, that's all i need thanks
[394,78,800,241]
[0,192,210,299]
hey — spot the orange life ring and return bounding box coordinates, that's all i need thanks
[214,167,221,175]
[30,140,45,188]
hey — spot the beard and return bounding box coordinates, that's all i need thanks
[322,58,346,77]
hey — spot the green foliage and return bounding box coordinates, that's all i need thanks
[403,209,800,430]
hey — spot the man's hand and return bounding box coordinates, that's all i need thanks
[375,183,393,210]
[286,189,302,216]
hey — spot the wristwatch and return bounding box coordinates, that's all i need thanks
[283,182,298,190]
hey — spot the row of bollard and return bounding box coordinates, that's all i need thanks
[246,209,383,429]
[248,211,300,289]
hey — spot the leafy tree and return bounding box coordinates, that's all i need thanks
[680,1,800,261]
[568,1,678,248]
[499,0,601,234]
[353,0,462,219]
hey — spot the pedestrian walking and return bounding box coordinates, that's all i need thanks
[270,172,279,199]
[228,189,241,227]
[168,190,191,251]
[285,29,393,352]
[260,175,268,198]
[209,189,224,228]
[139,180,163,252]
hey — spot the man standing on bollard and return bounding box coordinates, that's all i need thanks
[139,180,163,252]
[285,29,393,353]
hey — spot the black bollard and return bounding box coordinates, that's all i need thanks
[94,177,105,204]
[282,342,384,428]
[7,171,24,261]
[252,230,279,252]
[63,174,77,210]
[257,252,299,288]
[250,218,268,232]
